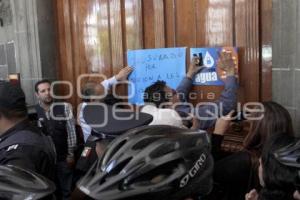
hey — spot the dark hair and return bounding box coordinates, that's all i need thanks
[0,108,27,119]
[143,80,168,108]
[81,82,124,108]
[103,94,124,108]
[258,135,297,200]
[81,81,99,102]
[0,81,28,119]
[35,79,51,93]
[243,101,294,166]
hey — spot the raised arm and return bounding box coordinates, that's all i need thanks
[176,50,238,130]
[101,66,133,90]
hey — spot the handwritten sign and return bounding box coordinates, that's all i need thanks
[127,47,186,105]
[190,47,238,86]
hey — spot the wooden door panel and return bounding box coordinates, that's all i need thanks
[109,0,125,73]
[124,0,143,50]
[235,0,260,103]
[54,0,272,137]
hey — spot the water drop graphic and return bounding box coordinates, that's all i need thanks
[204,51,215,68]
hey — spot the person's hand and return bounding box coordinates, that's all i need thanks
[190,114,200,130]
[186,57,205,79]
[213,110,234,135]
[66,156,75,169]
[217,50,237,76]
[115,66,133,81]
[245,189,258,200]
[294,190,300,200]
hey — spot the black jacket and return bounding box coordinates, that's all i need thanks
[209,134,260,200]
[35,104,69,161]
[0,120,56,180]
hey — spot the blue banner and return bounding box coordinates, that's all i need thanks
[190,47,238,86]
[127,47,186,105]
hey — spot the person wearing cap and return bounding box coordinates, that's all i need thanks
[143,50,238,130]
[78,66,133,142]
[0,81,56,181]
[72,105,153,200]
[141,100,185,128]
[73,93,126,186]
[74,66,145,170]
[34,79,77,200]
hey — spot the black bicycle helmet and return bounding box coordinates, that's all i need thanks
[274,139,300,168]
[77,125,213,200]
[0,165,56,200]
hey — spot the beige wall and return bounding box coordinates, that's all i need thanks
[273,0,300,134]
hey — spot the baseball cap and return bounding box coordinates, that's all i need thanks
[141,104,185,128]
[83,104,153,137]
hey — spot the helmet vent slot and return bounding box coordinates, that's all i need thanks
[129,159,183,186]
[132,137,160,150]
[107,157,132,177]
[150,143,175,159]
[106,139,128,162]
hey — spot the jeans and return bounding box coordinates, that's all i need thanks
[55,161,73,200]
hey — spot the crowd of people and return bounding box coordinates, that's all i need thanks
[0,50,299,200]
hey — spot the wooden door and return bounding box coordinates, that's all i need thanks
[54,0,272,151]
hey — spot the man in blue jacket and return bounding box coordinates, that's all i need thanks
[144,50,238,130]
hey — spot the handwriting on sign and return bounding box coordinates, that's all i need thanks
[129,75,157,83]
[165,72,181,80]
[130,72,181,84]
[145,63,156,72]
[133,52,184,65]
[128,48,186,104]
[146,52,184,62]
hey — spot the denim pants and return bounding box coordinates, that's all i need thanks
[55,161,73,200]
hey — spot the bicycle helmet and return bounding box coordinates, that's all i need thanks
[77,125,213,200]
[0,165,56,200]
[274,139,300,168]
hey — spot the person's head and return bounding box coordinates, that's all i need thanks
[243,101,294,157]
[144,80,177,108]
[78,125,213,200]
[294,191,300,200]
[81,81,105,102]
[84,105,154,157]
[0,81,27,133]
[0,165,56,200]
[35,79,52,105]
[102,94,124,108]
[258,134,297,200]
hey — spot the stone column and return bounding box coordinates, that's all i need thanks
[5,0,57,106]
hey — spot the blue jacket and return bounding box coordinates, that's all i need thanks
[176,76,238,130]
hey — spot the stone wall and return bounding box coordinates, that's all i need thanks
[273,0,300,134]
[0,0,57,106]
